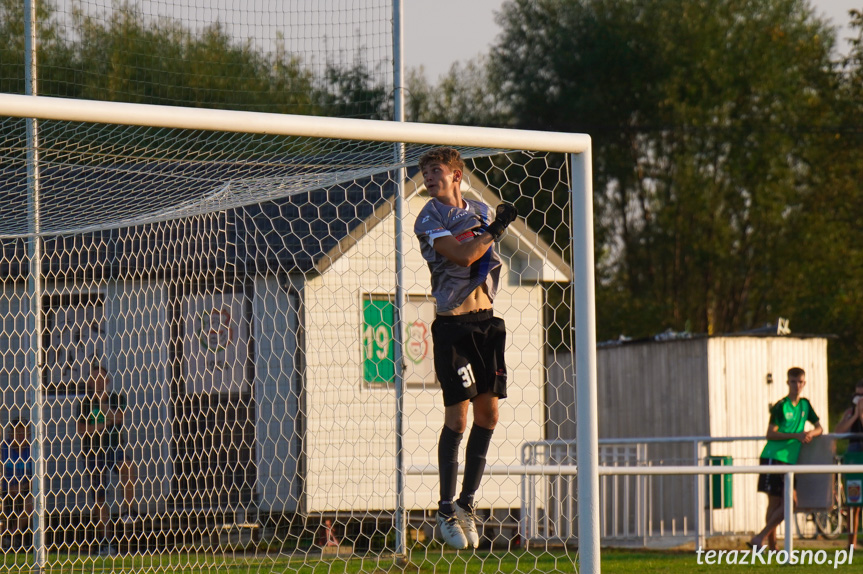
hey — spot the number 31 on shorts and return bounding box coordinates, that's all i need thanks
[457,364,476,388]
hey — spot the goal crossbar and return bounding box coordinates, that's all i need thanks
[0,93,591,154]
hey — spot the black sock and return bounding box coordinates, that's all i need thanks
[457,424,494,508]
[438,425,463,513]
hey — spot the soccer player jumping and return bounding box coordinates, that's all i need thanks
[413,147,517,550]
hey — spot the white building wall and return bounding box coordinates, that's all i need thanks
[596,339,711,533]
[402,190,443,512]
[706,337,829,535]
[598,338,711,439]
[302,209,399,512]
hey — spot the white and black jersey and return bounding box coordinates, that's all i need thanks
[414,197,502,313]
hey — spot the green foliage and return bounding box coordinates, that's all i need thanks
[318,59,390,120]
[487,0,851,355]
[0,0,75,96]
[780,7,863,409]
[493,0,839,339]
[406,57,511,126]
[0,0,388,117]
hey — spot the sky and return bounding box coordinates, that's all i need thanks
[404,0,863,81]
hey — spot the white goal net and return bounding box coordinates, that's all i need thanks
[0,98,594,573]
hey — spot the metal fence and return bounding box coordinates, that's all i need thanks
[520,434,863,549]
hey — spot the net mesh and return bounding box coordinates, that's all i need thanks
[0,1,583,570]
[1,0,393,117]
[0,117,491,236]
[0,114,579,572]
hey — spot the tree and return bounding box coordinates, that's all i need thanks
[69,3,320,114]
[491,0,839,341]
[405,57,510,126]
[318,58,390,120]
[0,0,76,96]
[778,8,863,409]
[0,0,390,118]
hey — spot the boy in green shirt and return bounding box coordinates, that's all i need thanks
[748,367,822,550]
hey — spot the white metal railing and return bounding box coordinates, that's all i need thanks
[406,435,863,554]
[519,441,646,545]
[518,434,863,551]
[405,458,863,552]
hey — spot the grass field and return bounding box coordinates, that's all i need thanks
[0,547,856,573]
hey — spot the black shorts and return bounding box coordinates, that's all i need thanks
[86,447,126,501]
[431,310,507,407]
[757,458,797,497]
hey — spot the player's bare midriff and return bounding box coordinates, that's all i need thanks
[438,284,492,316]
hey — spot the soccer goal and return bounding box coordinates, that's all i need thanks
[0,93,597,573]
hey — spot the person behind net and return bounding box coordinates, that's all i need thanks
[835,379,863,549]
[413,147,518,550]
[1,416,33,550]
[747,366,822,550]
[76,363,138,556]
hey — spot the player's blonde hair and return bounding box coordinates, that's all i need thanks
[418,147,465,174]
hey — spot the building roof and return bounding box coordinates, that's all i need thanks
[0,163,395,278]
[0,162,569,281]
[598,328,832,349]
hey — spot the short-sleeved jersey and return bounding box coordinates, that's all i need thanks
[76,392,127,453]
[760,397,820,464]
[414,198,502,312]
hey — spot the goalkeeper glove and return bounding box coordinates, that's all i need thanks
[486,203,518,240]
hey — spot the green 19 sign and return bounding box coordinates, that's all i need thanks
[362,299,395,383]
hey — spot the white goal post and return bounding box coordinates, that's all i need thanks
[0,94,591,154]
[0,93,598,573]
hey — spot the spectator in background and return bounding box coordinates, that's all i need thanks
[835,379,863,549]
[748,367,823,550]
[76,363,137,556]
[1,416,33,550]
